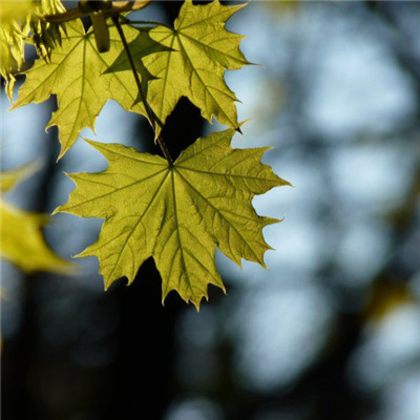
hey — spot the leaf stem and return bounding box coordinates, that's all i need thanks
[112,15,173,165]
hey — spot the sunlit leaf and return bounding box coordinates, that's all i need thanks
[111,0,251,138]
[30,0,68,60]
[57,129,290,309]
[0,163,74,274]
[0,200,74,274]
[0,22,25,101]
[0,0,67,101]
[0,2,32,101]
[0,1,34,22]
[12,19,150,159]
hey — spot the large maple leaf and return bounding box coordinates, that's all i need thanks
[56,129,290,309]
[110,0,250,138]
[11,19,152,159]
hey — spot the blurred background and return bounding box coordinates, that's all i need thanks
[2,1,420,419]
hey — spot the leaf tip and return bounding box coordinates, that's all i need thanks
[103,275,116,291]
[279,177,293,188]
[191,294,208,312]
[51,206,60,216]
[235,119,250,134]
[56,141,70,162]
[8,100,19,112]
[235,257,243,269]
[56,150,65,162]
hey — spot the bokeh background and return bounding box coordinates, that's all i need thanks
[2,1,420,419]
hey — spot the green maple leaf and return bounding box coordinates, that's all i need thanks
[1,163,74,274]
[56,129,290,309]
[0,160,41,192]
[1,201,74,274]
[11,19,151,159]
[110,0,251,138]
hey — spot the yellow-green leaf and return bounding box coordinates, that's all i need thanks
[30,0,68,60]
[111,0,251,138]
[0,1,35,22]
[0,160,41,193]
[0,0,67,101]
[0,163,74,274]
[1,22,22,101]
[57,129,290,309]
[11,19,150,159]
[0,200,74,274]
[0,6,31,101]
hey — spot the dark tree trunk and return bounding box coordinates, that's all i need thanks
[105,4,207,419]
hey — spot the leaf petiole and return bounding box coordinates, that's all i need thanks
[111,15,173,165]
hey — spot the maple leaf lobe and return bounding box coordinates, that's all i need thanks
[11,20,147,159]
